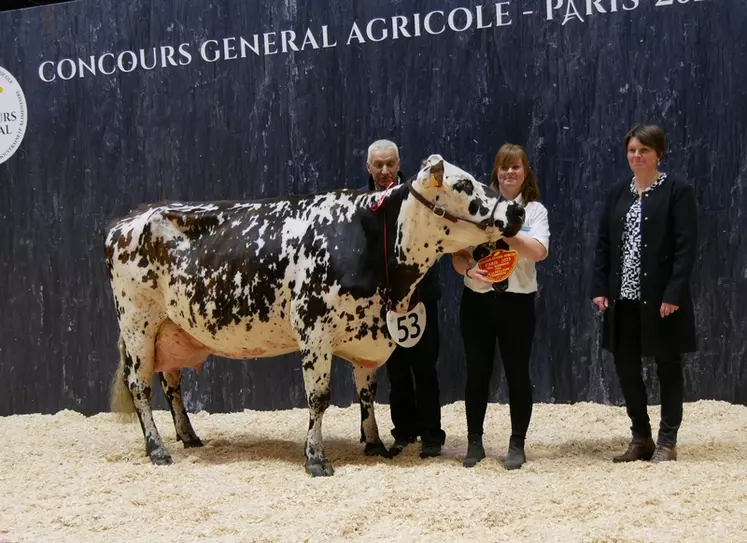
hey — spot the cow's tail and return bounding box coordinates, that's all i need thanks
[110,335,136,422]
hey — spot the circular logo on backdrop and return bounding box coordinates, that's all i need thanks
[0,66,28,165]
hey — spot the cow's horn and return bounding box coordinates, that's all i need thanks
[426,160,444,188]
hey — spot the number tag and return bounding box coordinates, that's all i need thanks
[385,302,427,348]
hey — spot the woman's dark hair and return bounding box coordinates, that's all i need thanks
[490,143,540,203]
[624,124,667,159]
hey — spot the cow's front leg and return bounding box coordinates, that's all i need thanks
[354,365,389,458]
[300,347,335,476]
[159,370,203,448]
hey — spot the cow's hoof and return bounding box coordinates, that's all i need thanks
[149,449,173,466]
[364,441,390,458]
[305,458,335,477]
[181,437,204,449]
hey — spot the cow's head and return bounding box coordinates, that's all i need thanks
[409,154,524,250]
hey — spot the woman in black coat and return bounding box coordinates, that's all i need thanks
[592,124,698,463]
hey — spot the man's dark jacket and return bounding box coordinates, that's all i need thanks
[360,172,441,303]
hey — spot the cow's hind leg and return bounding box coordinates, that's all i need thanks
[159,370,203,448]
[301,348,334,477]
[120,318,172,465]
[354,365,389,457]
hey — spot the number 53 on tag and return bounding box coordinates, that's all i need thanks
[386,302,427,348]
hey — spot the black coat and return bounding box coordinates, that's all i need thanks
[360,173,441,303]
[591,173,698,356]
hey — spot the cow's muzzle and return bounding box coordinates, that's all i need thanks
[497,202,525,238]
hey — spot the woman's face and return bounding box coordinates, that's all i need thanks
[627,137,659,175]
[497,159,526,193]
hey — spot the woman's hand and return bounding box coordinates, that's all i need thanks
[660,302,679,318]
[453,250,502,284]
[593,296,609,311]
[466,266,494,284]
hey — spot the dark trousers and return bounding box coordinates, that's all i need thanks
[386,299,445,445]
[460,287,535,442]
[613,299,684,445]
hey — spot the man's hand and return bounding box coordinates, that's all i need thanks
[660,302,679,318]
[593,296,609,311]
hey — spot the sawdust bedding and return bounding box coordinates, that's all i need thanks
[1,400,746,543]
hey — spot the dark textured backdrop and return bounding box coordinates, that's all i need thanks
[1,0,745,416]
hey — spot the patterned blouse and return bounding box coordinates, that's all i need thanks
[619,173,668,300]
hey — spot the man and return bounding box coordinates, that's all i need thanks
[361,139,446,458]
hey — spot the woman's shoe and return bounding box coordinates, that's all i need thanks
[612,436,655,462]
[463,433,486,468]
[651,443,677,462]
[504,437,526,470]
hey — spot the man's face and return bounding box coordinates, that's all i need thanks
[367,149,400,190]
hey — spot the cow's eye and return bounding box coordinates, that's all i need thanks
[453,179,474,195]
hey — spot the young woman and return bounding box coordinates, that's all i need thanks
[452,143,549,470]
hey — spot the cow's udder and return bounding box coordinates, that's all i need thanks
[154,320,210,374]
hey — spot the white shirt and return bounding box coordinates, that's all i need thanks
[463,195,550,294]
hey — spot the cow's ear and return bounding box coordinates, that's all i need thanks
[422,158,444,190]
[423,154,442,167]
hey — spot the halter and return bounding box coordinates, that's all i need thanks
[405,179,500,232]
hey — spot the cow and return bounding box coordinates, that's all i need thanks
[103,154,524,476]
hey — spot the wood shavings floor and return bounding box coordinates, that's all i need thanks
[1,400,745,542]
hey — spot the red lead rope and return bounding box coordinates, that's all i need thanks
[370,182,420,312]
[370,181,393,212]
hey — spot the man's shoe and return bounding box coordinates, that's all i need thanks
[651,443,677,463]
[612,436,655,463]
[388,437,414,458]
[419,441,442,459]
[504,437,526,470]
[463,433,486,468]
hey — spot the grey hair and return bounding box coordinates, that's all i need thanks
[367,139,400,164]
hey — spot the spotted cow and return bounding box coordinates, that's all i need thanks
[104,155,524,476]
